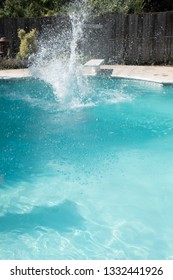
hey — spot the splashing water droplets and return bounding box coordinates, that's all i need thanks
[68,0,89,73]
[30,0,133,108]
[30,0,90,105]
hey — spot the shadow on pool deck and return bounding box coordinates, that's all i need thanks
[0,200,85,234]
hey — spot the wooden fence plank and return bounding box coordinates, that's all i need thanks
[0,11,173,64]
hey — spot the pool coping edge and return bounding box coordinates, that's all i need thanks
[0,66,173,86]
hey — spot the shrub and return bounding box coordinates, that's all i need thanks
[17,28,37,59]
[0,57,28,69]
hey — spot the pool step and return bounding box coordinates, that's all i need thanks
[83,59,105,75]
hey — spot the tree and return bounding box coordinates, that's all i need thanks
[144,0,173,12]
[87,0,144,15]
[88,0,126,15]
[0,0,173,18]
[125,0,144,13]
[0,0,26,17]
[0,0,67,17]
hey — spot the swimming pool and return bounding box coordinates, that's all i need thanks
[0,77,173,260]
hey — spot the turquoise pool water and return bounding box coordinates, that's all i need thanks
[0,77,173,260]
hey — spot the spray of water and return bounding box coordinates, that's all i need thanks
[30,0,90,104]
[68,0,89,72]
[30,0,133,108]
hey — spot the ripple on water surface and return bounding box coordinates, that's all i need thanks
[0,77,173,259]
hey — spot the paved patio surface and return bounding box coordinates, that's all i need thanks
[0,69,31,79]
[0,65,173,84]
[103,65,173,84]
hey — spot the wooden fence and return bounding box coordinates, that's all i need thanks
[0,11,173,64]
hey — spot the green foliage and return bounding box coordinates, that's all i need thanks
[25,0,58,17]
[0,0,172,18]
[87,0,144,15]
[124,0,144,13]
[0,57,28,69]
[18,29,26,40]
[144,0,173,12]
[0,0,26,17]
[17,28,37,59]
[88,0,125,15]
[0,0,73,17]
[0,0,61,17]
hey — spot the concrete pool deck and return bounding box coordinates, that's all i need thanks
[0,69,31,79]
[103,65,173,85]
[0,65,173,85]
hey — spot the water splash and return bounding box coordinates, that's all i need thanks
[68,0,89,73]
[30,0,90,104]
[30,0,133,108]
